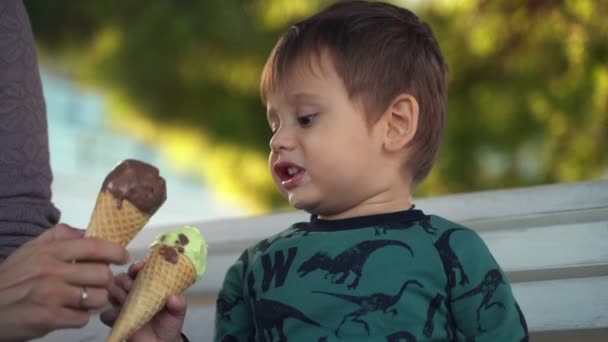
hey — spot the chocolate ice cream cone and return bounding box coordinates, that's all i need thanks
[84,159,166,247]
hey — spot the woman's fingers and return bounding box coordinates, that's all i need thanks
[27,224,129,266]
[42,307,91,331]
[54,238,129,265]
[2,286,91,339]
[62,262,113,288]
[22,277,108,310]
[65,285,110,311]
[19,306,89,335]
[33,224,84,245]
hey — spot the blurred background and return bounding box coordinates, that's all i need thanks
[23,0,607,226]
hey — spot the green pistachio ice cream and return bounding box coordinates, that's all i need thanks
[151,225,208,280]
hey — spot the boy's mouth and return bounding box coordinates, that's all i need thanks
[273,161,306,190]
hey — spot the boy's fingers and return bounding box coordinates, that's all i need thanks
[127,260,145,277]
[115,272,134,291]
[166,294,187,316]
[99,308,118,327]
[109,273,132,305]
[153,294,187,342]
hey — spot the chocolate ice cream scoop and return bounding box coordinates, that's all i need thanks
[102,159,167,215]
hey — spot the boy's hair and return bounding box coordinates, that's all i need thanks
[260,0,448,184]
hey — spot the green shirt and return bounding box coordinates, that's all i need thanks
[215,209,528,341]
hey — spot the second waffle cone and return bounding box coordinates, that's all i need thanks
[107,244,197,342]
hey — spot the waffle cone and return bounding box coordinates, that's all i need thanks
[85,191,150,247]
[107,245,197,342]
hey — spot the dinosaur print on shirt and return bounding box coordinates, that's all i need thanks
[217,296,243,321]
[423,293,445,338]
[452,269,506,333]
[313,279,423,337]
[434,228,470,288]
[298,240,413,289]
[254,298,321,342]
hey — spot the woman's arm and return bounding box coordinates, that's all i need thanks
[0,0,60,261]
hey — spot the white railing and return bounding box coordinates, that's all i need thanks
[40,180,608,341]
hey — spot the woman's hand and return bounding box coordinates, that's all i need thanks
[101,261,187,342]
[0,224,129,341]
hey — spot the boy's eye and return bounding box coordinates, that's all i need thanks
[297,114,317,127]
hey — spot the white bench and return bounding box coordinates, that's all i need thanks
[39,180,608,341]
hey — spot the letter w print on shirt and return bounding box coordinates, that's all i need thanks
[261,247,298,292]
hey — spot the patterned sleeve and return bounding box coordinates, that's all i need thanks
[0,0,60,261]
[447,229,528,341]
[214,250,254,341]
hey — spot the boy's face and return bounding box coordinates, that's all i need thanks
[266,51,389,219]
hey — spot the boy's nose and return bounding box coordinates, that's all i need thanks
[269,127,296,152]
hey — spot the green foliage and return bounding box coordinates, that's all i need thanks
[25,0,607,211]
[420,0,608,194]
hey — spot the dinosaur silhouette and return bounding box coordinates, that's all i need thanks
[374,218,436,235]
[216,296,243,321]
[252,238,272,255]
[434,228,469,288]
[254,298,321,342]
[423,293,444,337]
[284,222,312,239]
[515,302,529,341]
[452,269,505,333]
[313,279,423,337]
[386,331,417,341]
[298,240,413,289]
[237,250,249,282]
[247,270,321,341]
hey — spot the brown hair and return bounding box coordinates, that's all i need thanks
[260,0,448,184]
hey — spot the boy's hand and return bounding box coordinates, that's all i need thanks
[100,261,186,342]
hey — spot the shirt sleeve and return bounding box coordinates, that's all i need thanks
[214,250,255,341]
[448,229,529,341]
[0,0,60,261]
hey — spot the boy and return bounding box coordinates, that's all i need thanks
[215,1,528,341]
[104,1,528,341]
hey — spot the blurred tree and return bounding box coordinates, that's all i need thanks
[24,0,608,213]
[419,0,608,195]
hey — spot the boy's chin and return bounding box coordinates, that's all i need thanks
[288,194,318,213]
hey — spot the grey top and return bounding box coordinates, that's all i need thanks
[0,0,60,260]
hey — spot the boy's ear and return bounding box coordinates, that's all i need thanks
[382,93,419,152]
